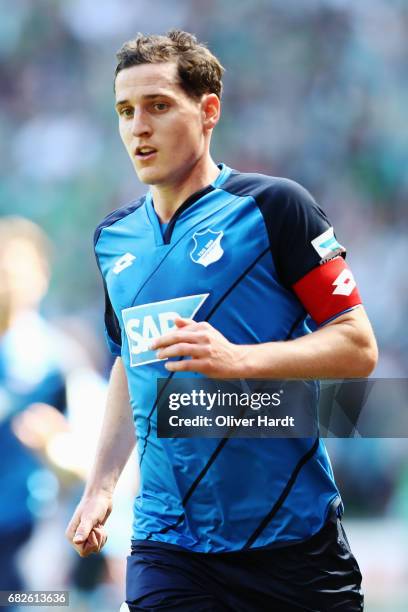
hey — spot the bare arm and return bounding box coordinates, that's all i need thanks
[84,357,135,495]
[151,306,378,379]
[66,357,135,556]
[236,306,378,379]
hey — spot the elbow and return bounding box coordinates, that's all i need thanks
[329,307,379,377]
[355,335,378,377]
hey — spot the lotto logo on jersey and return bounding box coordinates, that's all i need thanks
[113,252,136,274]
[311,227,344,262]
[122,294,209,367]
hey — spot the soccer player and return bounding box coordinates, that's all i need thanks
[66,30,377,611]
[0,218,67,599]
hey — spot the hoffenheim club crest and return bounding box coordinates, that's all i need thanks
[190,229,224,267]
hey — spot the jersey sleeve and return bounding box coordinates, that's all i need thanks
[94,231,122,357]
[102,279,122,356]
[93,199,146,357]
[263,179,361,325]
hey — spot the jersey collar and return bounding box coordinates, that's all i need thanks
[145,163,232,246]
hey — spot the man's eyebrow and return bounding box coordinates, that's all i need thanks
[115,93,174,108]
[115,92,172,106]
[142,93,174,100]
[115,99,130,108]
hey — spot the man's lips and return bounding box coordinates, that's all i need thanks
[134,145,157,160]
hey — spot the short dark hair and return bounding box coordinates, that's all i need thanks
[115,29,224,100]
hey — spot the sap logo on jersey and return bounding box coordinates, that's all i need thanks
[190,229,224,267]
[311,227,344,262]
[122,294,209,367]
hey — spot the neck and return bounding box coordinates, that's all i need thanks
[150,156,221,223]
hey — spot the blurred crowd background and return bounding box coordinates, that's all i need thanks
[0,0,407,610]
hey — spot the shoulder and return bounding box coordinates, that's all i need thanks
[93,196,145,248]
[221,169,316,209]
[222,169,327,233]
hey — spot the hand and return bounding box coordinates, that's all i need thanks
[65,493,112,557]
[12,403,69,452]
[150,317,248,378]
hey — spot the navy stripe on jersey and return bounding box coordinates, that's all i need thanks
[102,278,122,352]
[243,436,320,549]
[94,197,145,247]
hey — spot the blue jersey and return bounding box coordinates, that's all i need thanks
[94,164,346,552]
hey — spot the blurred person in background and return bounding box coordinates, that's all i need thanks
[0,217,138,610]
[66,30,377,611]
[0,217,67,598]
[0,217,135,611]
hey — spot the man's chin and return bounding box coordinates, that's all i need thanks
[134,167,163,186]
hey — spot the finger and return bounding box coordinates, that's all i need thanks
[65,513,81,541]
[174,317,195,328]
[165,359,205,373]
[157,343,205,360]
[151,331,204,350]
[90,528,108,554]
[74,527,105,557]
[81,531,100,557]
[92,526,106,550]
[72,536,94,558]
[97,532,108,551]
[93,526,108,552]
[91,527,102,548]
[73,518,95,544]
[89,529,100,550]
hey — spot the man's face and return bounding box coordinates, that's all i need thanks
[115,62,206,187]
[0,238,48,317]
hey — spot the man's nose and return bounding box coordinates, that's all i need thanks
[131,109,152,137]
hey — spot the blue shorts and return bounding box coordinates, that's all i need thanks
[125,512,363,611]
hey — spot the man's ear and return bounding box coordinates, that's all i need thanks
[201,93,221,130]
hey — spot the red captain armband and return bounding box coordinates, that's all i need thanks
[292,257,362,326]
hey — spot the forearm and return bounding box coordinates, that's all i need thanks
[84,357,135,497]
[239,308,378,379]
